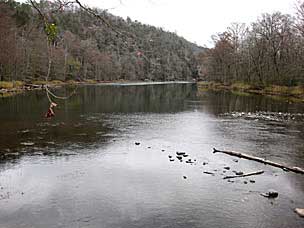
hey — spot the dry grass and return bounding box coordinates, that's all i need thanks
[51,80,64,85]
[231,82,252,91]
[0,81,14,89]
[197,81,304,101]
[263,85,290,95]
[31,80,48,85]
[0,81,24,89]
[65,79,78,84]
[290,86,304,96]
[84,79,97,84]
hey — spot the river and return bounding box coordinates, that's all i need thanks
[0,83,304,228]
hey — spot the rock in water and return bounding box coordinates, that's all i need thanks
[135,142,140,145]
[203,171,214,176]
[234,171,244,175]
[261,189,278,198]
[176,152,186,156]
[295,208,304,217]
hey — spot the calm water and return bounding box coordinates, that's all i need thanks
[0,83,304,228]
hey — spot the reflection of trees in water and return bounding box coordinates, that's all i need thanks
[199,91,304,115]
[0,84,197,163]
[198,90,304,168]
[71,84,197,113]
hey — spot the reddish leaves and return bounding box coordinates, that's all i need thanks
[45,102,57,118]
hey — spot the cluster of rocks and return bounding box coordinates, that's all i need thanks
[134,142,300,212]
[168,151,196,165]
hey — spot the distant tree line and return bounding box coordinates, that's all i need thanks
[198,1,304,86]
[0,0,199,83]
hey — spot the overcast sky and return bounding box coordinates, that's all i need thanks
[81,0,296,47]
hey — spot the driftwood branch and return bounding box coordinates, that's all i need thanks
[213,148,304,174]
[223,170,264,179]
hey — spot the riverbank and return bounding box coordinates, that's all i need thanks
[0,80,196,98]
[0,79,128,98]
[198,81,304,102]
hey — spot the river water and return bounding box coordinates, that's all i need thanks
[0,83,304,228]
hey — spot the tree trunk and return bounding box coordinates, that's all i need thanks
[213,148,304,174]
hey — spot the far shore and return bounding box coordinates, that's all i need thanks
[198,81,304,102]
[0,79,195,98]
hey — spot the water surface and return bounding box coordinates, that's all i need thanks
[0,83,304,228]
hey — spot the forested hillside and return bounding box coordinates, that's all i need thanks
[0,0,199,83]
[198,1,304,86]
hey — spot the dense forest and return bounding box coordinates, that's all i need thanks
[0,0,199,83]
[198,1,304,86]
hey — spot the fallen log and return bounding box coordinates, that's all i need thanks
[295,208,304,217]
[213,148,304,174]
[223,170,264,179]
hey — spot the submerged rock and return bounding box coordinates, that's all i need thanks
[183,176,187,179]
[224,166,230,170]
[135,142,140,145]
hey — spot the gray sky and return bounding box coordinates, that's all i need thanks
[83,0,296,46]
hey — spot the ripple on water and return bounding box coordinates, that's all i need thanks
[221,111,304,122]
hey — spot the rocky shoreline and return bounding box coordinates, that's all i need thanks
[198,81,304,102]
